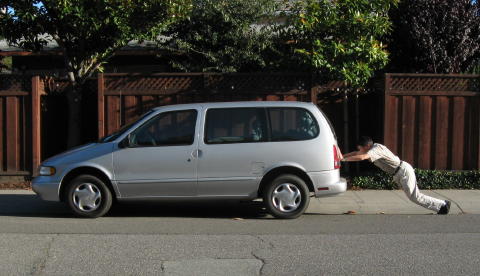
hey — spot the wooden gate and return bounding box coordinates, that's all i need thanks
[384,73,480,170]
[0,75,41,175]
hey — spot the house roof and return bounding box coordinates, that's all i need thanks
[0,39,163,56]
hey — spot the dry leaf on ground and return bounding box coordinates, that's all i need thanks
[344,210,356,215]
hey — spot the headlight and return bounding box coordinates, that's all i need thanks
[38,166,56,176]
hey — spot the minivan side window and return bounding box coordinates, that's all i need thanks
[130,109,197,147]
[268,108,319,141]
[205,108,268,144]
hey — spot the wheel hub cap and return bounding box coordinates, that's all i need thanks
[272,183,301,212]
[73,183,102,212]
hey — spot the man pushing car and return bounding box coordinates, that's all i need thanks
[341,136,451,214]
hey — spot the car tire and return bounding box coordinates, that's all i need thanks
[66,174,113,218]
[263,174,310,219]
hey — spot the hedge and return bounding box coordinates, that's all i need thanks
[350,169,480,190]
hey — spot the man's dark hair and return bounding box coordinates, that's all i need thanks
[357,136,373,147]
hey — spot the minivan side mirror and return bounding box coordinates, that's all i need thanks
[119,135,131,148]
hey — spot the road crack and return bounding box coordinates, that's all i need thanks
[251,250,266,275]
[254,235,275,249]
[251,235,273,275]
[160,261,166,274]
[31,235,55,275]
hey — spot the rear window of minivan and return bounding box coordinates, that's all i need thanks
[268,108,319,141]
[205,107,319,144]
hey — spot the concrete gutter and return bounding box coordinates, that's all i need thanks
[0,189,478,216]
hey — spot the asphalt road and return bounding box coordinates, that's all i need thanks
[1,192,479,275]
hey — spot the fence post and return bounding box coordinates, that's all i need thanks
[31,76,41,174]
[97,73,105,139]
[309,74,316,103]
[310,86,318,103]
[383,73,391,147]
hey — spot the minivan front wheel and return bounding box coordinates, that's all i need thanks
[263,174,310,219]
[66,175,113,218]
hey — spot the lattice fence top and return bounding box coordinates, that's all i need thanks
[387,74,480,93]
[105,74,204,93]
[0,75,31,92]
[204,74,311,93]
[102,73,319,95]
[41,77,97,95]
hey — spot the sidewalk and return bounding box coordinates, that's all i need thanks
[309,190,480,215]
[0,189,479,215]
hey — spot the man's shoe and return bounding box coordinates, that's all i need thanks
[438,200,451,215]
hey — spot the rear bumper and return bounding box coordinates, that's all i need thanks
[31,176,61,201]
[308,170,347,197]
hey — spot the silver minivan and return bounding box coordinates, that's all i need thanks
[32,101,346,219]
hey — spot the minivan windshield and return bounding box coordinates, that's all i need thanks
[98,110,154,143]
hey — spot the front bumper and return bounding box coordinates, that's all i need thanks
[308,170,347,197]
[31,176,61,201]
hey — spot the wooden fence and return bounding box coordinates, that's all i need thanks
[384,73,480,170]
[0,75,41,176]
[97,73,320,137]
[1,72,477,177]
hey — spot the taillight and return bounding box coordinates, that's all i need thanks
[333,145,341,169]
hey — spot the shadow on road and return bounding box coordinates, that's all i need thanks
[0,193,269,219]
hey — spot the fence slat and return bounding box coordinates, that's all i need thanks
[123,95,138,125]
[98,73,105,139]
[451,97,465,170]
[6,97,19,171]
[418,96,432,169]
[141,95,155,114]
[476,97,480,170]
[0,97,3,171]
[384,96,399,154]
[434,97,450,169]
[401,96,416,164]
[106,96,120,135]
[31,76,41,173]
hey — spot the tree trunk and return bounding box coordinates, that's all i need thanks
[65,84,83,148]
[342,90,350,173]
[354,90,360,173]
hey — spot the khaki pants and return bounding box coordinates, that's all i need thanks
[393,162,445,212]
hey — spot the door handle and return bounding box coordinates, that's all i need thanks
[191,149,202,158]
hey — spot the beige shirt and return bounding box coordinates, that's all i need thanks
[367,143,401,175]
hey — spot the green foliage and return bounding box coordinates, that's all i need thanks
[0,56,12,72]
[351,170,480,190]
[158,0,277,72]
[288,0,397,86]
[0,0,192,82]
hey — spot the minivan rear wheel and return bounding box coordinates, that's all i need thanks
[263,174,310,219]
[65,175,113,218]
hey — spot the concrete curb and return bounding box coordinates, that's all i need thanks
[309,190,480,215]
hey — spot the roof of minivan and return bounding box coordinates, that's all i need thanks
[152,101,316,110]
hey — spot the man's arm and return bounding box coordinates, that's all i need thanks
[342,151,359,158]
[342,153,370,162]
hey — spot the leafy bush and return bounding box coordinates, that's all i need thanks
[350,169,480,190]
[289,0,397,86]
